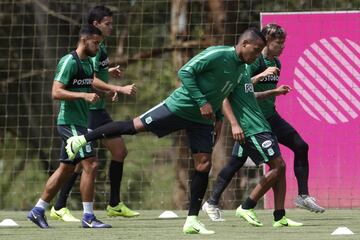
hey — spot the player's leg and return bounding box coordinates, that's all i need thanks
[183,123,215,234]
[102,137,140,217]
[235,132,283,227]
[268,113,324,213]
[28,162,76,228]
[80,155,111,228]
[28,125,84,228]
[203,143,247,221]
[50,163,82,222]
[269,156,303,227]
[65,103,171,159]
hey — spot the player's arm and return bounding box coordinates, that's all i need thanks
[53,56,99,103]
[52,81,99,103]
[255,84,291,100]
[91,53,136,97]
[222,98,245,144]
[92,76,136,96]
[178,52,219,119]
[251,66,280,85]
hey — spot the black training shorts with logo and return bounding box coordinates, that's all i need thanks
[232,131,281,165]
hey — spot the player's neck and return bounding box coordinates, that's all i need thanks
[76,47,88,60]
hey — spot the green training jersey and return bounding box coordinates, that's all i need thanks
[90,41,109,110]
[228,66,271,137]
[248,54,281,119]
[55,52,94,127]
[165,46,246,125]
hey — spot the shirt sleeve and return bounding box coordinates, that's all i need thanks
[177,49,220,107]
[54,55,76,85]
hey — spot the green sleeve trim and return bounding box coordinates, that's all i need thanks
[250,136,268,162]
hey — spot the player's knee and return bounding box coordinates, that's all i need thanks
[112,147,128,161]
[59,163,76,175]
[275,158,286,175]
[195,161,211,172]
[193,153,212,172]
[294,139,309,154]
[89,161,98,173]
[82,158,98,174]
[270,157,286,175]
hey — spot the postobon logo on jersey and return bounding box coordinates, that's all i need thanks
[73,78,93,86]
[294,37,360,125]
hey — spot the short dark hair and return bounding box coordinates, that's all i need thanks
[261,23,286,40]
[239,27,267,45]
[79,24,102,37]
[87,5,113,25]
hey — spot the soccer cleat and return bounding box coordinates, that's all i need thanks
[183,216,215,235]
[82,214,112,228]
[202,201,225,222]
[50,206,80,222]
[273,216,303,227]
[65,135,87,160]
[27,207,49,229]
[106,202,140,217]
[294,195,325,213]
[235,205,263,227]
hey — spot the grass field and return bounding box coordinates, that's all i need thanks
[0,209,359,240]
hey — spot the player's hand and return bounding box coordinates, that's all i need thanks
[260,66,279,79]
[275,85,291,96]
[214,120,223,144]
[200,103,215,120]
[109,65,122,79]
[83,93,99,103]
[231,124,245,144]
[105,90,118,102]
[116,84,137,96]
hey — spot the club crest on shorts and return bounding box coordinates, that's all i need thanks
[268,148,275,156]
[85,144,92,153]
[145,116,153,124]
[262,140,272,148]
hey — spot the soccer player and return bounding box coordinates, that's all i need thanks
[50,5,138,223]
[204,67,302,227]
[202,24,324,220]
[27,25,111,229]
[250,23,324,213]
[65,28,266,234]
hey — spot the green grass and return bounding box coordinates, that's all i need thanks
[0,209,359,239]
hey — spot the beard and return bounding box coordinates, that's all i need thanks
[84,43,97,57]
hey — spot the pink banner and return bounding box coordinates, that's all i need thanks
[261,12,360,209]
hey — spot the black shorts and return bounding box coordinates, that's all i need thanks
[267,112,297,140]
[88,109,113,130]
[57,125,95,164]
[139,102,214,153]
[232,132,281,165]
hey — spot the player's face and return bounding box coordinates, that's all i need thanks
[84,34,102,57]
[95,16,113,37]
[241,39,265,64]
[267,37,286,56]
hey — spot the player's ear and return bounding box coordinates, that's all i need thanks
[92,21,100,28]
